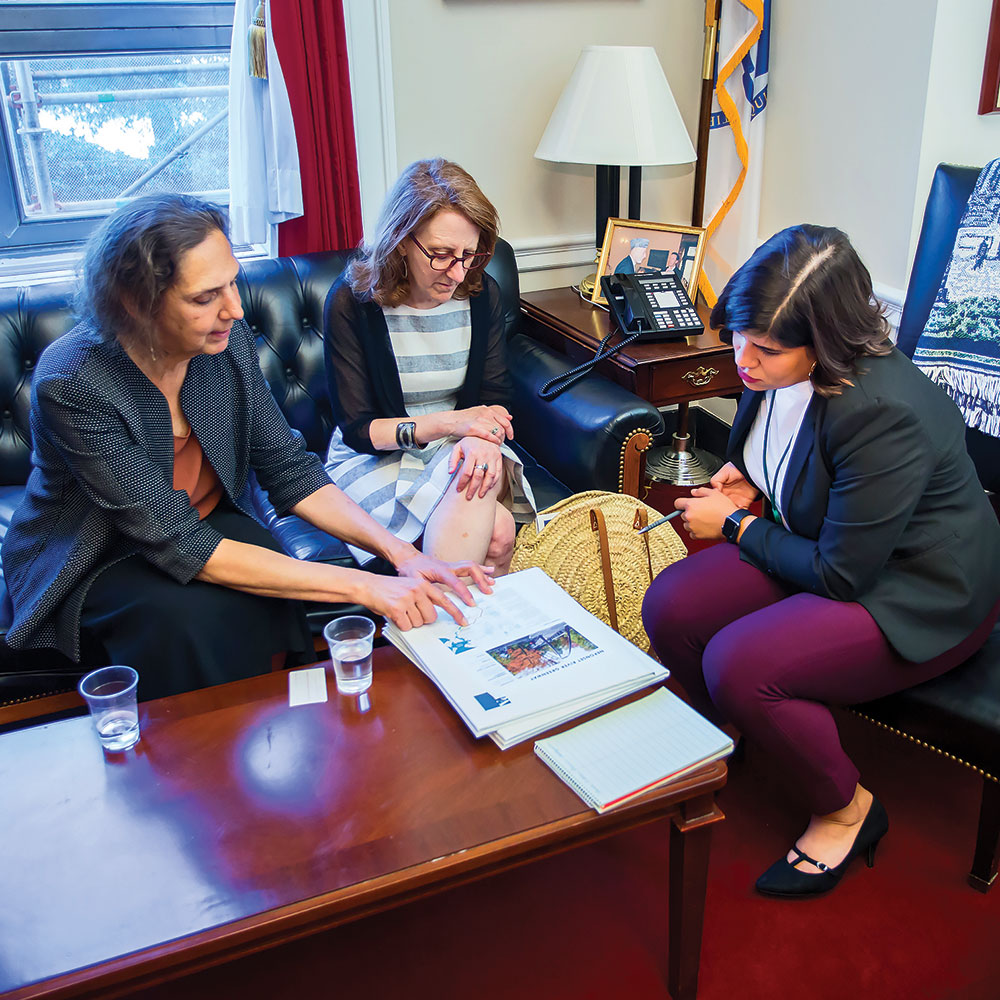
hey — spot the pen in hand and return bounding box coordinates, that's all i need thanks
[637,509,683,535]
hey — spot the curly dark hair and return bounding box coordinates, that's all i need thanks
[345,158,499,307]
[710,224,891,395]
[77,194,229,344]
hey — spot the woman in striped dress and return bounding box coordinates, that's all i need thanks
[323,159,538,575]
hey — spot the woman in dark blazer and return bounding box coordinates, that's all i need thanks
[2,195,489,699]
[641,224,1000,898]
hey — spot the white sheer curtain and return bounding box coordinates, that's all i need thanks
[227,0,303,245]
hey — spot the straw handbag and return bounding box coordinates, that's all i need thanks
[510,491,687,652]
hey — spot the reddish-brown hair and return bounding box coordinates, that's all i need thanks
[345,158,499,307]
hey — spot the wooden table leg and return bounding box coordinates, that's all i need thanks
[667,792,724,1000]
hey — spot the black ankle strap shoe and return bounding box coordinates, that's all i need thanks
[754,797,889,898]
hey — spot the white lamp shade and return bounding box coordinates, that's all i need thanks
[535,45,696,167]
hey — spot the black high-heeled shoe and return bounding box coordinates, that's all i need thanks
[754,796,889,898]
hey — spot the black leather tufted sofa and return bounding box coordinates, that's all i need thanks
[849,164,1000,891]
[0,238,663,711]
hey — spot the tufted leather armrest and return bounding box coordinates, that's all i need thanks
[506,334,664,494]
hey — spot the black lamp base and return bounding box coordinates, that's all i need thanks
[595,165,644,248]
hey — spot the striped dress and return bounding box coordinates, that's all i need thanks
[324,297,538,564]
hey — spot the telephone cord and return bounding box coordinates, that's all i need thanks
[537,323,649,401]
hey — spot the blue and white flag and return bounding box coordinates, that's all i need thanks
[699,0,770,306]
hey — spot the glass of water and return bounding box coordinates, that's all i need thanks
[323,616,376,695]
[78,665,140,752]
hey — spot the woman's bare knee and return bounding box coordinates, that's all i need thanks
[486,505,516,573]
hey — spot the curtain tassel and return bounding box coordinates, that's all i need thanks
[248,0,268,79]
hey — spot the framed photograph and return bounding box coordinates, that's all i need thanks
[981,0,1000,115]
[591,218,707,306]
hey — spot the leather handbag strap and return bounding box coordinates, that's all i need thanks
[589,507,618,632]
[633,508,654,585]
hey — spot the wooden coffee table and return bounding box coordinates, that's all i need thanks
[0,647,727,1000]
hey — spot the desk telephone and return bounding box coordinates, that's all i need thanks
[538,272,704,400]
[600,272,704,340]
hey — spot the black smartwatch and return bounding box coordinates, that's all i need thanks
[722,509,753,544]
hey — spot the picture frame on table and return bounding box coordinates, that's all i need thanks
[591,218,707,306]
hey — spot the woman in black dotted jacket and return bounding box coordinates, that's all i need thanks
[3,195,490,699]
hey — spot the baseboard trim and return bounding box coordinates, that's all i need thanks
[510,234,596,273]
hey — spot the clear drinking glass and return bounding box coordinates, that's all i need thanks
[78,665,140,751]
[323,616,376,695]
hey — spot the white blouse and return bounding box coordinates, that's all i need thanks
[742,380,814,528]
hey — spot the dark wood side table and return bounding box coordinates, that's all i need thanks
[520,286,741,407]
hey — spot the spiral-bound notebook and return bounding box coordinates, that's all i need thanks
[534,688,733,813]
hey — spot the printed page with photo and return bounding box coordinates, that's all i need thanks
[385,568,667,739]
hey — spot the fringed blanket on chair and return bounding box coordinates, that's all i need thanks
[913,159,1000,438]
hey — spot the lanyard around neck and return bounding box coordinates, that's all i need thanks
[761,389,796,518]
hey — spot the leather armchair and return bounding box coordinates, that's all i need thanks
[850,164,1000,891]
[0,238,663,707]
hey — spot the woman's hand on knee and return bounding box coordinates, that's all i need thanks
[359,574,471,630]
[445,405,513,446]
[449,437,503,499]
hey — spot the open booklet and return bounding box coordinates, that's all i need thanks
[383,567,668,748]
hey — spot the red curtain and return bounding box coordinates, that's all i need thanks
[270,0,364,255]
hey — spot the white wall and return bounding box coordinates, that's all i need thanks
[350,0,1000,298]
[758,0,938,294]
[384,0,704,291]
[909,0,1000,265]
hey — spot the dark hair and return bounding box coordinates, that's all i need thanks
[345,158,499,307]
[77,194,230,343]
[710,224,891,395]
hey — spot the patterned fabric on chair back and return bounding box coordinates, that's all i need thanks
[897,163,999,495]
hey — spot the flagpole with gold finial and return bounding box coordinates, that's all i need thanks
[692,0,721,229]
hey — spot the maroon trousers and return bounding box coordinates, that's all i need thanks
[641,544,998,814]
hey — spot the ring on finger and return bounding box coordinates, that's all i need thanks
[477,462,489,472]
[491,425,500,435]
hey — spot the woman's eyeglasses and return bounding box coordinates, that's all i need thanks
[409,235,490,272]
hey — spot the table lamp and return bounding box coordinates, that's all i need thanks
[535,44,696,295]
[535,45,721,487]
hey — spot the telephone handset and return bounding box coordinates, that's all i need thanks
[600,272,704,340]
